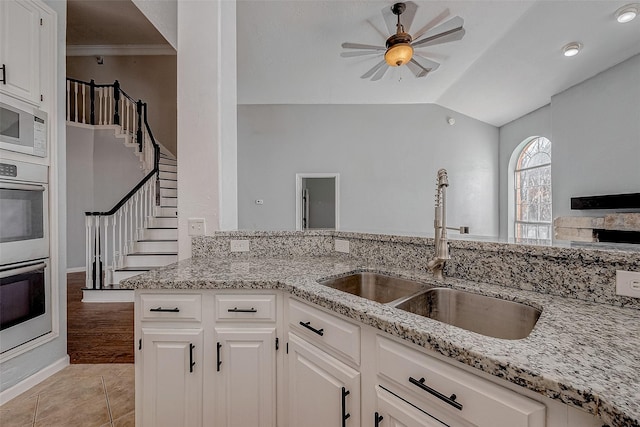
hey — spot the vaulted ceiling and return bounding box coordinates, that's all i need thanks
[68,0,640,127]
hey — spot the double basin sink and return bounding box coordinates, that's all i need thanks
[319,272,541,340]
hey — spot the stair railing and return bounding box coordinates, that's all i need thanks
[67,78,162,289]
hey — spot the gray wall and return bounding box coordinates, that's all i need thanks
[499,53,640,240]
[552,54,640,219]
[238,104,500,237]
[66,55,177,155]
[66,127,145,269]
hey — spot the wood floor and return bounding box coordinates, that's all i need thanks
[67,272,134,364]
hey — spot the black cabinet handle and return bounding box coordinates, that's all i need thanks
[299,321,324,336]
[374,412,383,427]
[227,307,257,313]
[150,307,179,312]
[217,342,222,372]
[409,377,463,411]
[189,343,195,373]
[1,64,6,84]
[341,387,351,427]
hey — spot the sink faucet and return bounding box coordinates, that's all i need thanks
[427,169,469,280]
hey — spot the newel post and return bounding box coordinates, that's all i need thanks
[113,80,120,125]
[136,100,143,151]
[89,79,96,125]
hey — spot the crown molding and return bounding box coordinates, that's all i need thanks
[67,44,176,57]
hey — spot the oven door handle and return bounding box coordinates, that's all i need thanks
[0,182,46,192]
[0,262,47,278]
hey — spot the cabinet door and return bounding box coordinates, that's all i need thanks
[141,328,203,427]
[375,386,472,427]
[0,0,41,104]
[214,327,277,427]
[288,333,360,427]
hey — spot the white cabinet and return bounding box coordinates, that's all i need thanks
[214,327,277,426]
[375,385,466,427]
[287,333,360,427]
[0,0,42,104]
[140,328,203,427]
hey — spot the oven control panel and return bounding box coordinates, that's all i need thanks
[0,163,18,177]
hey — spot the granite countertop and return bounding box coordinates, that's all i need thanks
[121,256,640,427]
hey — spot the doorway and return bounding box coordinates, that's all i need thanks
[295,173,340,230]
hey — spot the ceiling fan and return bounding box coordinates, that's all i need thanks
[341,2,466,81]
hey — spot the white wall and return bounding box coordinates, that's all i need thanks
[1,0,67,394]
[177,0,237,259]
[66,127,145,269]
[132,0,177,49]
[238,104,500,237]
[499,53,640,239]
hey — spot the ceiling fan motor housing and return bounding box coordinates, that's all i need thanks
[385,33,413,66]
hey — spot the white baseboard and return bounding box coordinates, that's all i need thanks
[0,355,69,405]
[66,266,86,273]
[82,289,134,303]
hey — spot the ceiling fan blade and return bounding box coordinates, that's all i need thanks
[406,60,427,78]
[411,8,450,41]
[411,16,465,48]
[371,63,389,81]
[412,54,440,72]
[342,42,385,51]
[413,29,466,49]
[361,59,386,79]
[341,51,383,58]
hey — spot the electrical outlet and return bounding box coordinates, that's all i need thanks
[616,270,640,298]
[335,239,350,253]
[255,199,264,205]
[188,218,205,236]
[230,240,250,252]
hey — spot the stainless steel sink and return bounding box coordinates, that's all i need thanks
[319,272,430,304]
[393,288,541,340]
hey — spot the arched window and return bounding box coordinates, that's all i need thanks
[514,137,552,244]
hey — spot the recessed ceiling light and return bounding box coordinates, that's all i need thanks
[616,4,638,23]
[562,42,582,57]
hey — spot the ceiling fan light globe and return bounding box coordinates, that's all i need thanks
[385,43,413,67]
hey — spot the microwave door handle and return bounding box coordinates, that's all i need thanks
[0,183,45,192]
[0,262,47,278]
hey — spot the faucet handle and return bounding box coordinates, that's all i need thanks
[446,226,470,234]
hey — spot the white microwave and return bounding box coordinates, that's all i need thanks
[0,100,47,158]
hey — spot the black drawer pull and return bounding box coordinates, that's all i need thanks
[217,342,222,372]
[227,307,257,313]
[375,412,383,427]
[150,307,179,312]
[1,64,6,85]
[189,343,195,373]
[409,377,463,410]
[341,387,351,427]
[299,321,324,336]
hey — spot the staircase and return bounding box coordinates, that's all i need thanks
[66,78,179,302]
[110,154,179,288]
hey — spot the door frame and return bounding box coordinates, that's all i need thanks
[295,173,340,231]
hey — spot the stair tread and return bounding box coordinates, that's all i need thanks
[127,252,177,256]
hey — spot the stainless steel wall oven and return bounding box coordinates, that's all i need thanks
[0,157,51,353]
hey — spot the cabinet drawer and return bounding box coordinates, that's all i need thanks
[140,293,202,322]
[215,294,277,322]
[376,336,545,427]
[288,298,360,365]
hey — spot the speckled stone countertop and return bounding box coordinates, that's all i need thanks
[122,256,640,427]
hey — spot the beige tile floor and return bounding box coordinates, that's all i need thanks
[0,364,134,427]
